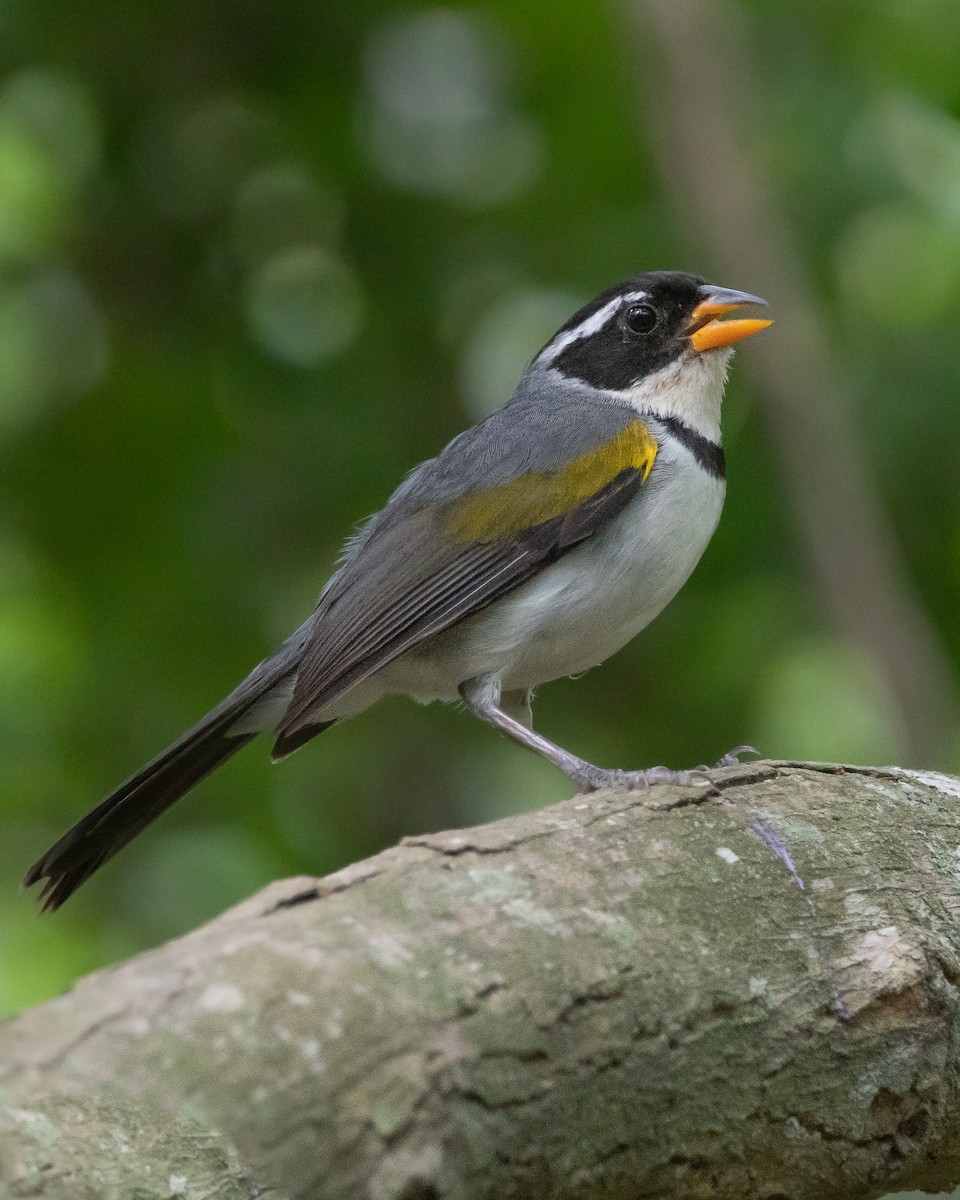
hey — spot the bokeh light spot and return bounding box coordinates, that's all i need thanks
[245,245,364,367]
[835,202,960,324]
[361,9,543,207]
[232,165,344,267]
[137,96,274,220]
[0,270,109,434]
[0,116,66,263]
[752,638,904,765]
[1,68,101,189]
[883,93,960,225]
[460,288,580,419]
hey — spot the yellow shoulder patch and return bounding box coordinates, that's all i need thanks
[445,419,657,544]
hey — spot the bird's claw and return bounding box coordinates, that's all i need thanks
[713,744,761,769]
[571,764,713,793]
[571,745,761,794]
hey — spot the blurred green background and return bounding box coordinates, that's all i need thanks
[2,0,960,1028]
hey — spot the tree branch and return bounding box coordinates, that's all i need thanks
[4,762,960,1198]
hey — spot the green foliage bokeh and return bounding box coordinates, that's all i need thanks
[2,0,960,1018]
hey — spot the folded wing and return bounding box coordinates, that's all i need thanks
[276,414,657,746]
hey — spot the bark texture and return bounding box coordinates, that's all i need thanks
[4,761,960,1199]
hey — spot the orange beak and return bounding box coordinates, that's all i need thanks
[687,286,772,353]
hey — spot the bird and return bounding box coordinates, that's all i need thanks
[24,270,772,910]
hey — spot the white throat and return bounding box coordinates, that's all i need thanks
[606,349,732,442]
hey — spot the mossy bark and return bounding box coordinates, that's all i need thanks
[4,761,960,1199]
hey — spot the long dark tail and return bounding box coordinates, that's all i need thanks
[25,722,258,911]
[23,648,312,911]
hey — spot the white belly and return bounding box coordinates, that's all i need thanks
[378,452,725,702]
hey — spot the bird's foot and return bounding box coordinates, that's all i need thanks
[713,744,761,769]
[570,748,762,793]
[571,763,712,794]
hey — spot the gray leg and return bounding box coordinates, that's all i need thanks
[459,675,709,793]
[501,688,534,730]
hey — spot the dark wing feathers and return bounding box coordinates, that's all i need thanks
[278,396,652,735]
[278,464,645,736]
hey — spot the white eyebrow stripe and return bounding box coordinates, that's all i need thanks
[536,289,649,364]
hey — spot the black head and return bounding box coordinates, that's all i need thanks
[535,271,765,390]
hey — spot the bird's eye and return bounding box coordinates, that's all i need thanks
[623,303,658,335]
